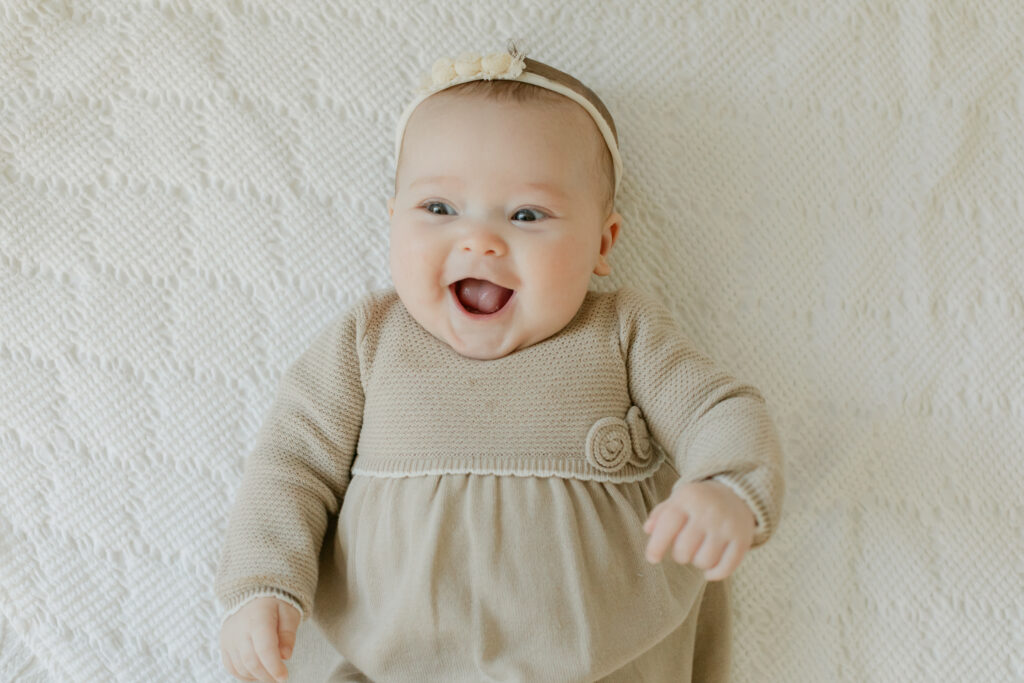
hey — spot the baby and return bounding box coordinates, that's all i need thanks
[215,42,784,683]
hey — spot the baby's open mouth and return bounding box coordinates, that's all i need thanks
[452,278,514,315]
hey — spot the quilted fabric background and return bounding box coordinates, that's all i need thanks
[2,0,1022,681]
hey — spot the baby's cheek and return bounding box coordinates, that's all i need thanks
[392,235,436,280]
[527,243,582,284]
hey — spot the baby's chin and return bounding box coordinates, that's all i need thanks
[397,286,561,360]
[397,297,517,360]
[440,325,523,360]
[438,300,582,360]
[449,342,514,361]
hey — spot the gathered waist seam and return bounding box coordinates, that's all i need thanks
[349,450,666,484]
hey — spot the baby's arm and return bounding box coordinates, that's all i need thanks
[617,287,785,570]
[214,300,368,678]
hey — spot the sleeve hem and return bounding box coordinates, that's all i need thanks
[706,472,774,548]
[218,587,307,628]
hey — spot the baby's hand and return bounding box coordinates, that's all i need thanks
[220,596,301,682]
[642,479,755,581]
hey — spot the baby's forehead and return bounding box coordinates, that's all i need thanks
[416,90,586,126]
[407,94,601,151]
[395,93,609,196]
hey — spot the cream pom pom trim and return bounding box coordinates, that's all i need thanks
[420,48,526,93]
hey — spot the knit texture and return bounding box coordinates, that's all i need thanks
[213,286,784,672]
[3,2,1022,681]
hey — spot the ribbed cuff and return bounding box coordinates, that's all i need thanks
[218,587,306,628]
[705,472,773,548]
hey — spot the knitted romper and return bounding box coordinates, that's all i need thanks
[214,285,785,682]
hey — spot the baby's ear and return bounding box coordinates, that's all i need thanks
[593,212,622,276]
[387,196,395,217]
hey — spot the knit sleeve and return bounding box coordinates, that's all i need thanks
[213,298,368,622]
[616,286,785,548]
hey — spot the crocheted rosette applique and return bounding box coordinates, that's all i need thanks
[624,404,654,467]
[584,405,655,473]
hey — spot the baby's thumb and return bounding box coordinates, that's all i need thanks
[643,504,663,533]
[278,602,301,660]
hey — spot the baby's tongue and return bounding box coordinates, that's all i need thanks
[457,278,512,314]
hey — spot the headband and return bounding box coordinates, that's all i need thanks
[393,44,623,198]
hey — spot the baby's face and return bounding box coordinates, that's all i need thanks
[387,95,622,360]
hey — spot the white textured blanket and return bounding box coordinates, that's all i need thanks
[2,1,1022,681]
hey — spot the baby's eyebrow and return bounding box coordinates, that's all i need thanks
[410,175,462,189]
[516,182,569,201]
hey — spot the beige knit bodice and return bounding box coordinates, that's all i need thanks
[351,286,668,483]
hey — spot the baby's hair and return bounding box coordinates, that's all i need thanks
[397,50,619,218]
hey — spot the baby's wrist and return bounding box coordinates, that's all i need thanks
[677,478,756,526]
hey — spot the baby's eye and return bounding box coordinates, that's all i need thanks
[512,208,546,222]
[423,201,455,216]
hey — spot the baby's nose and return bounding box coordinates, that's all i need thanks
[460,226,507,256]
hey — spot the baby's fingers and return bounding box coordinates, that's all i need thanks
[225,648,256,681]
[704,541,746,582]
[239,637,275,682]
[252,623,289,682]
[645,507,687,563]
[642,503,663,533]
